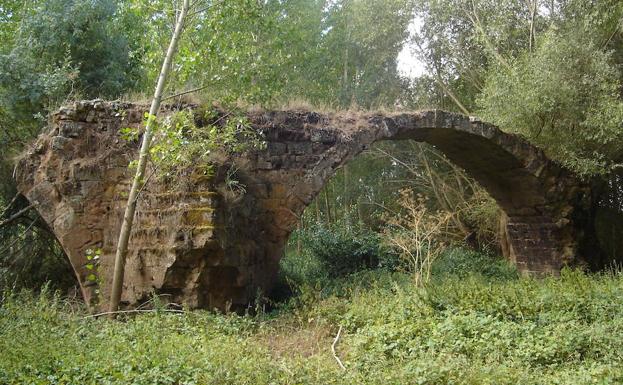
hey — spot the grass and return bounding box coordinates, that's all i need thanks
[2,265,623,384]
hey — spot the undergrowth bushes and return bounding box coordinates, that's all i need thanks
[280,223,401,287]
[2,268,623,384]
[280,220,516,290]
[431,247,518,280]
[0,221,612,385]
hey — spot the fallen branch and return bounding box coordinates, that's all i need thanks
[0,194,20,218]
[84,308,185,319]
[331,325,346,371]
[0,204,34,228]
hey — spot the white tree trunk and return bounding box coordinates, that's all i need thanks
[108,0,191,317]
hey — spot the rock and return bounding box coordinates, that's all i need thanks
[51,136,72,152]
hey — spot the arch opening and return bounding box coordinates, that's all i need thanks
[279,140,505,288]
[0,193,78,296]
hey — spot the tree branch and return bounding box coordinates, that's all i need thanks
[1,194,20,218]
[331,325,347,371]
[84,308,185,319]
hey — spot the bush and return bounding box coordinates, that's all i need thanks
[0,0,140,123]
[305,225,388,277]
[280,223,400,287]
[431,247,518,280]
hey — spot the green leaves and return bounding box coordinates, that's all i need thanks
[4,269,623,384]
[146,108,265,180]
[84,248,101,287]
[119,126,139,142]
[478,28,623,176]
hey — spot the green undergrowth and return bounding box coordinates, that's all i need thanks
[2,267,623,384]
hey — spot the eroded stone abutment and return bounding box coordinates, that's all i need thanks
[15,101,596,309]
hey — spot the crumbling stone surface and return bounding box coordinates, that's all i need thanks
[15,101,594,310]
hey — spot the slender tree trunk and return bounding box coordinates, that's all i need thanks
[324,188,332,224]
[433,71,470,115]
[343,164,350,230]
[315,200,321,223]
[108,0,191,318]
[296,221,302,255]
[528,0,537,52]
[464,0,512,70]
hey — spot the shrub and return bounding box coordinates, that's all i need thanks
[431,247,518,280]
[280,222,400,288]
[383,189,453,286]
[478,28,623,176]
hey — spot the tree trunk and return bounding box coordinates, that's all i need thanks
[528,0,537,52]
[108,0,191,318]
[324,188,332,224]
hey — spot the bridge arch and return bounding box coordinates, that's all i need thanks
[15,102,594,310]
[242,110,592,282]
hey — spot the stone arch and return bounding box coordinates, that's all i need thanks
[244,110,592,277]
[15,102,595,310]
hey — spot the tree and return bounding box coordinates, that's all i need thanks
[478,29,623,176]
[0,0,145,295]
[109,0,191,317]
[0,0,140,123]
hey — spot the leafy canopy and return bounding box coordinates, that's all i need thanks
[478,29,623,176]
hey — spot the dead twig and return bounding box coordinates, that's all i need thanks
[0,217,39,259]
[331,325,346,371]
[1,194,20,218]
[84,308,185,319]
[162,85,210,101]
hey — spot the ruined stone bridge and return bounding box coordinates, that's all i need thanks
[15,101,597,309]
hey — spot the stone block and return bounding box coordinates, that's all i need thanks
[68,195,85,213]
[71,163,101,182]
[267,142,286,156]
[256,159,273,170]
[311,129,335,144]
[51,136,72,152]
[59,121,84,138]
[287,142,311,155]
[270,184,288,198]
[85,110,97,123]
[247,183,269,198]
[269,156,283,168]
[312,142,328,154]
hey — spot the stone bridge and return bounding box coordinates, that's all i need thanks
[15,101,597,310]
